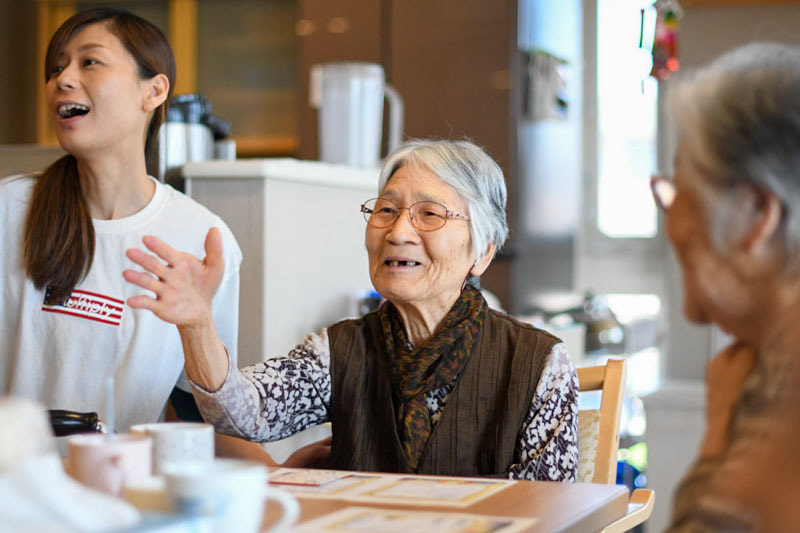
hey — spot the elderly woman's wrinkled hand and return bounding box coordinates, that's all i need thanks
[123,228,225,328]
[700,341,757,460]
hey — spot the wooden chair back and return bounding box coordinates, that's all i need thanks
[576,358,626,484]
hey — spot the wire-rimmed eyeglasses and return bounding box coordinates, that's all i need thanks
[360,197,470,232]
[651,175,676,211]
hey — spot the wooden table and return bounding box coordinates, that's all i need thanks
[262,471,629,532]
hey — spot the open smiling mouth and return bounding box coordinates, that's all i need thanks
[58,104,90,119]
[385,260,420,267]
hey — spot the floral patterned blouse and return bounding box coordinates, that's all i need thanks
[192,329,579,481]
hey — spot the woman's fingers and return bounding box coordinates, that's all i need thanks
[204,227,225,272]
[126,248,170,280]
[127,237,204,286]
[200,228,226,296]
[141,234,182,266]
[126,293,157,311]
[122,268,162,293]
[123,229,226,327]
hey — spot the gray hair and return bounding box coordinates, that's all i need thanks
[378,139,509,263]
[671,42,800,257]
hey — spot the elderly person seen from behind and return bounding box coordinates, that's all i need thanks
[654,43,800,531]
[124,139,578,480]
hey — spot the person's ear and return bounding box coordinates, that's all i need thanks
[470,242,497,277]
[740,188,782,255]
[142,73,169,113]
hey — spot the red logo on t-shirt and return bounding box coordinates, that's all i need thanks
[42,288,124,326]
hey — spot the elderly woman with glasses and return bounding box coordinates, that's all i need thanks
[653,43,800,531]
[123,138,578,480]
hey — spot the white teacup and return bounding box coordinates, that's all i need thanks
[130,422,214,476]
[163,459,299,533]
[67,433,152,496]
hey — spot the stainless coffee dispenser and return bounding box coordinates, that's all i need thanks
[156,94,232,191]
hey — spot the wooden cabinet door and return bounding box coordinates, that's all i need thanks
[388,0,515,176]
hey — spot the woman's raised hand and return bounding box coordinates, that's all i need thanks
[124,227,225,327]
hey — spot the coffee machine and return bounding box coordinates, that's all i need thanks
[155,94,232,191]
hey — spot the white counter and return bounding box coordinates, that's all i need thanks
[182,158,378,192]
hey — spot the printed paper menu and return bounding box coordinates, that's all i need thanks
[270,469,361,487]
[294,506,537,533]
[269,469,513,507]
[269,469,384,498]
[357,476,512,507]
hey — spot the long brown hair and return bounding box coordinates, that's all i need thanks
[24,8,175,304]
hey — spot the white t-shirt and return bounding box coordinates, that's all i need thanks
[0,175,242,431]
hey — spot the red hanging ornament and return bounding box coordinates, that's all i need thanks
[649,0,683,80]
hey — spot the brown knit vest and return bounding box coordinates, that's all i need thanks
[327,309,558,477]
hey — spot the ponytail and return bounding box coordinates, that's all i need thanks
[23,155,95,305]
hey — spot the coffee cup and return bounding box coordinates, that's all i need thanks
[67,433,152,496]
[130,422,214,476]
[164,459,299,533]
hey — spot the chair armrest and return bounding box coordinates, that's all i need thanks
[600,489,655,533]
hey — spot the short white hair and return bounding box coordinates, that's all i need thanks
[672,42,800,258]
[378,139,509,263]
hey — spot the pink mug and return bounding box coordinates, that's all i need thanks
[67,433,152,496]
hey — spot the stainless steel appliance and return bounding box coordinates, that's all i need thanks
[157,94,232,191]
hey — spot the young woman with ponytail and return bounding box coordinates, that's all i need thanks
[0,7,330,468]
[0,7,257,458]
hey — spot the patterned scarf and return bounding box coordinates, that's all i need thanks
[378,285,487,470]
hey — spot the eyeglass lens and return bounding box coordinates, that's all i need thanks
[651,176,676,211]
[362,198,448,231]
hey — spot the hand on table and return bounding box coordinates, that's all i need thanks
[282,436,332,469]
[123,228,225,327]
[700,341,757,460]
